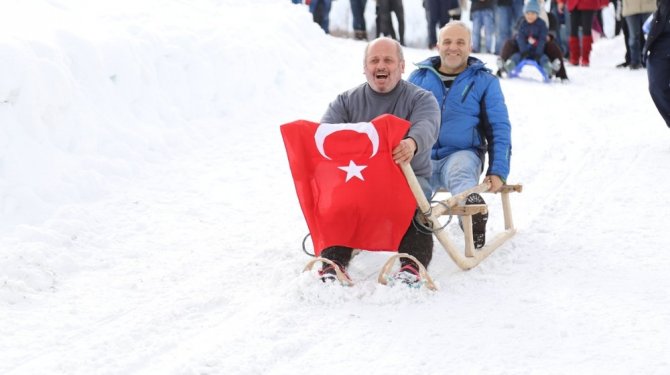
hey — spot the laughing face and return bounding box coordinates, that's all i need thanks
[437,23,472,75]
[364,38,405,94]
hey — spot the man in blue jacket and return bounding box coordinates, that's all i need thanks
[409,21,512,249]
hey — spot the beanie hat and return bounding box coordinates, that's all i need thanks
[524,0,540,14]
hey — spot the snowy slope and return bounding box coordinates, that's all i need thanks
[1,0,669,374]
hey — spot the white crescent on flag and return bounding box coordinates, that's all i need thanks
[314,122,380,160]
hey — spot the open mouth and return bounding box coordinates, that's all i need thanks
[375,72,389,79]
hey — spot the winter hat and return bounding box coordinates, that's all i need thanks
[524,0,540,14]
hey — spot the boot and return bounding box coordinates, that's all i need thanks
[354,30,368,41]
[581,35,593,67]
[568,36,580,66]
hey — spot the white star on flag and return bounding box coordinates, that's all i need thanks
[338,160,367,182]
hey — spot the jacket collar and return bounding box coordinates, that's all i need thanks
[415,56,489,76]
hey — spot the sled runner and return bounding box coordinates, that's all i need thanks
[303,257,355,286]
[508,59,551,83]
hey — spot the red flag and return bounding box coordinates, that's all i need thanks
[280,114,416,256]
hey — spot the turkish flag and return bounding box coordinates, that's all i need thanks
[280,114,417,256]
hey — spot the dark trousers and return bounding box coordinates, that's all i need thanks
[321,213,434,269]
[569,9,594,36]
[621,19,646,65]
[376,0,405,45]
[426,0,452,48]
[350,0,367,32]
[647,35,670,127]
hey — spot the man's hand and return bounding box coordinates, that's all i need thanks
[392,138,417,164]
[485,175,504,193]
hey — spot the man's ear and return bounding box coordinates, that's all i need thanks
[400,60,405,73]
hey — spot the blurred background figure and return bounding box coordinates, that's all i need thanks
[470,0,496,53]
[351,0,369,40]
[425,0,461,48]
[376,0,406,45]
[622,0,656,69]
[309,0,333,34]
[644,0,670,127]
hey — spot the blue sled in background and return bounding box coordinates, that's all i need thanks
[508,59,551,83]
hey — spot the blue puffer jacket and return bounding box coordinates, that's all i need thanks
[408,56,512,181]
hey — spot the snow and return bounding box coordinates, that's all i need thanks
[1,0,669,374]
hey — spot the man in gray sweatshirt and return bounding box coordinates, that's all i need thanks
[319,37,440,285]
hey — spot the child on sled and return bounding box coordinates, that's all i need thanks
[497,0,568,81]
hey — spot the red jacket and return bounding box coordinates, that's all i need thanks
[558,0,608,11]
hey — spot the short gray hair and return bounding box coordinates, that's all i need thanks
[438,20,472,43]
[363,37,404,65]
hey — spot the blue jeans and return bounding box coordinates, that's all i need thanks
[472,9,495,53]
[625,13,651,66]
[495,5,514,54]
[430,150,483,197]
[350,0,367,32]
[309,0,332,34]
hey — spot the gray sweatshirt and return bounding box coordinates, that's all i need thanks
[321,80,440,179]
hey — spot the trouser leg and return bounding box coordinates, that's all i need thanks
[320,246,354,268]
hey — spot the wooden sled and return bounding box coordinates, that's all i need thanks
[400,163,522,271]
[302,164,522,288]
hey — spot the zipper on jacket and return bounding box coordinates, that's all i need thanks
[461,82,474,103]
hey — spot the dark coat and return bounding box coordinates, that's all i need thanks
[470,0,495,12]
[516,18,549,59]
[643,0,670,60]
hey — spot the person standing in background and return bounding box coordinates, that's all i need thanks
[622,0,656,69]
[309,0,333,34]
[644,0,670,127]
[425,0,460,48]
[470,0,496,53]
[557,0,609,66]
[377,0,406,45]
[351,0,368,40]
